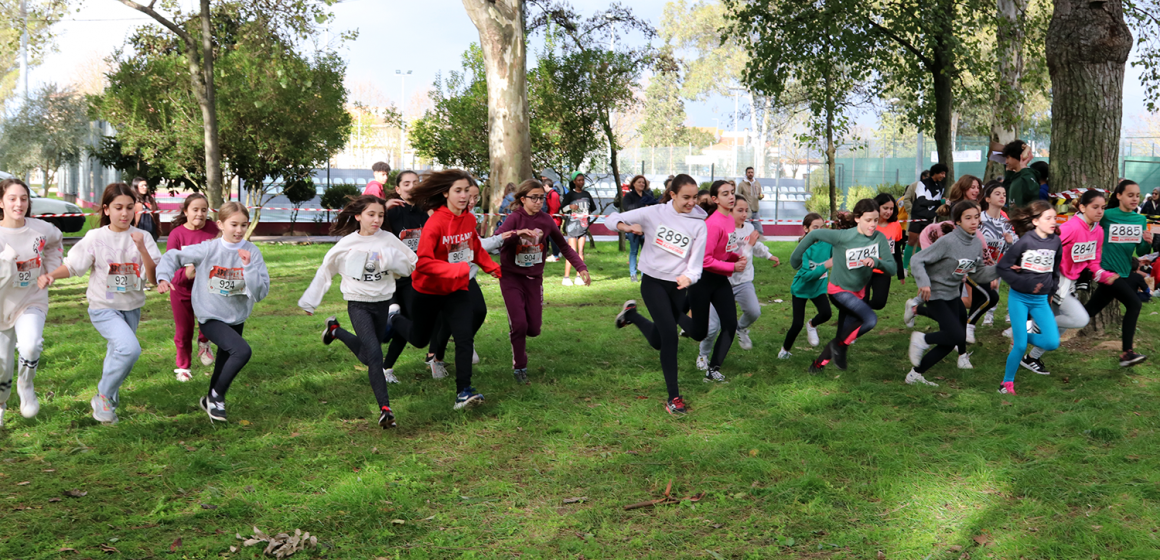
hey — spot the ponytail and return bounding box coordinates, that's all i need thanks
[1008,200,1054,237]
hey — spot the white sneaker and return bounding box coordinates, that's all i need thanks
[777,349,792,359]
[1002,327,1013,338]
[957,352,974,369]
[384,368,399,384]
[806,321,820,346]
[966,323,976,344]
[737,327,753,350]
[562,277,573,286]
[198,341,215,366]
[703,367,727,383]
[16,372,38,418]
[546,255,559,263]
[903,297,918,328]
[695,354,709,371]
[905,369,939,387]
[908,331,929,367]
[0,402,5,427]
[472,348,480,364]
[174,368,193,382]
[1027,319,1038,334]
[983,309,995,326]
[90,394,118,424]
[427,357,448,379]
[1005,313,1011,324]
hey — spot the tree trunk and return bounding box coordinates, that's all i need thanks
[1047,0,1132,333]
[601,114,626,252]
[462,0,534,232]
[931,58,956,179]
[826,105,838,221]
[985,0,1028,182]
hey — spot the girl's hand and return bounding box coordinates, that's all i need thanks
[37,274,54,290]
[676,275,692,289]
[516,229,537,238]
[1146,231,1154,243]
[499,230,516,240]
[1033,282,1043,293]
[570,204,579,211]
[900,277,907,285]
[734,256,749,272]
[768,256,780,267]
[238,249,251,265]
[1105,273,1120,283]
[185,264,196,280]
[1004,232,1014,244]
[991,279,1000,290]
[156,280,172,294]
[490,269,501,279]
[131,231,145,248]
[919,286,931,301]
[746,231,761,246]
[622,223,643,235]
[385,198,406,209]
[578,270,591,285]
[824,258,833,269]
[860,257,875,268]
[1009,265,1022,272]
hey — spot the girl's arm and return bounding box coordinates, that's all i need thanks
[873,234,897,277]
[156,242,209,294]
[797,245,831,282]
[703,227,741,275]
[1091,236,1117,283]
[789,229,840,270]
[680,231,707,287]
[296,244,345,314]
[134,231,159,286]
[42,226,64,274]
[42,232,97,288]
[243,247,271,303]
[382,235,419,277]
[551,221,587,274]
[470,233,501,278]
[414,220,470,281]
[603,206,653,235]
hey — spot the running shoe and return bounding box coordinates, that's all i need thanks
[983,309,995,326]
[545,255,559,263]
[630,274,638,283]
[905,369,938,387]
[957,352,974,369]
[198,340,215,366]
[384,369,399,384]
[808,358,827,375]
[16,371,37,418]
[385,304,400,340]
[695,354,709,371]
[472,348,480,365]
[0,402,6,427]
[1001,327,1013,338]
[908,331,929,367]
[806,321,820,346]
[998,381,1016,395]
[1119,351,1147,367]
[1020,355,1051,375]
[777,349,792,359]
[174,368,193,382]
[562,277,573,286]
[322,316,339,345]
[378,406,396,429]
[703,366,727,383]
[614,300,636,329]
[665,396,687,416]
[91,394,117,424]
[199,395,226,422]
[965,323,976,344]
[832,341,849,370]
[426,356,448,379]
[737,327,753,350]
[454,387,484,410]
[513,368,529,384]
[903,297,918,328]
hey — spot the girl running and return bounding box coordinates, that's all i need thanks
[560,172,595,286]
[0,178,63,426]
[863,193,904,310]
[696,195,778,367]
[387,170,500,410]
[610,174,707,415]
[1085,179,1152,366]
[300,195,417,428]
[978,181,1013,329]
[996,200,1062,395]
[781,213,832,359]
[157,202,270,422]
[495,180,589,384]
[166,194,220,381]
[790,199,895,374]
[41,183,161,424]
[686,180,745,381]
[906,201,997,386]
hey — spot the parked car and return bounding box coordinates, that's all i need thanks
[0,171,87,232]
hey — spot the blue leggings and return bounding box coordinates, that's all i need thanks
[1005,290,1059,382]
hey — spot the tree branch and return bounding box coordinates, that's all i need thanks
[116,0,194,45]
[865,18,933,70]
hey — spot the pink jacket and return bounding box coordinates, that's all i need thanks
[703,210,741,276]
[1059,214,1113,283]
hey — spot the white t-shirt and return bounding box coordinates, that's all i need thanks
[0,218,63,329]
[64,226,162,311]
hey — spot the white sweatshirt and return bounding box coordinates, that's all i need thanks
[604,202,707,283]
[156,238,270,325]
[297,230,418,314]
[64,226,162,311]
[0,218,63,329]
[730,222,774,286]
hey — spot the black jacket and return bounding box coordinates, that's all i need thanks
[623,189,658,211]
[911,177,945,222]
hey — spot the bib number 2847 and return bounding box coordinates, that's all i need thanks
[653,224,691,258]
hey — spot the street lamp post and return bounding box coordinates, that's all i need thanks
[396,69,412,169]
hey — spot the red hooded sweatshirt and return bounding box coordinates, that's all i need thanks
[413,206,501,295]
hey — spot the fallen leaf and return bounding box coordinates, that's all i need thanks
[64,489,87,498]
[229,546,237,553]
[201,503,218,510]
[48,498,61,503]
[877,551,886,559]
[972,533,992,546]
[391,519,405,525]
[239,420,251,426]
[1092,525,1102,531]
[42,469,55,473]
[170,537,182,552]
[243,485,255,493]
[749,449,758,457]
[16,481,29,485]
[1001,400,1012,406]
[57,547,76,553]
[774,299,784,303]
[184,446,196,452]
[562,497,588,504]
[422,515,435,521]
[959,554,971,560]
[949,545,963,551]
[99,544,119,553]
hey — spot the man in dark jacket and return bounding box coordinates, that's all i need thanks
[906,163,948,260]
[1003,140,1040,208]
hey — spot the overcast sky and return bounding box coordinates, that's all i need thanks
[31,0,1157,138]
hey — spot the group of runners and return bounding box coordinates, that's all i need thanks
[0,140,1151,427]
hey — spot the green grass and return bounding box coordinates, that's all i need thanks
[3,241,1160,559]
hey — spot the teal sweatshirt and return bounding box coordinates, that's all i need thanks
[1100,206,1152,277]
[790,228,895,293]
[791,241,832,299]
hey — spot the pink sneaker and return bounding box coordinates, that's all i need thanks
[998,381,1016,395]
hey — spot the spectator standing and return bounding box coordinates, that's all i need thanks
[363,162,391,199]
[738,167,765,233]
[1003,140,1039,209]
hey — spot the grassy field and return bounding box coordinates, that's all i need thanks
[2,240,1159,559]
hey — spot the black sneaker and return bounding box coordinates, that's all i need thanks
[703,366,727,383]
[1120,351,1147,367]
[200,395,226,422]
[1019,355,1051,375]
[378,406,396,429]
[665,396,687,416]
[615,300,636,329]
[832,341,849,370]
[808,358,827,375]
[322,316,339,345]
[512,368,529,384]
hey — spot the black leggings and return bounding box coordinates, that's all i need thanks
[200,320,250,401]
[430,278,487,361]
[626,274,694,400]
[687,272,736,368]
[1084,277,1141,352]
[817,291,877,363]
[333,301,392,408]
[862,271,892,310]
[915,298,968,373]
[967,279,1000,325]
[783,295,832,351]
[393,289,477,392]
[383,279,417,369]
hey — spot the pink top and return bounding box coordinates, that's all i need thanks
[364,181,385,199]
[1059,214,1113,283]
[702,210,741,276]
[166,220,220,296]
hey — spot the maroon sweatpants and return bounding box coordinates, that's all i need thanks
[500,273,544,369]
[170,289,209,369]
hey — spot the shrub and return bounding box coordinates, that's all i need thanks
[321,183,360,210]
[844,185,879,211]
[806,183,844,216]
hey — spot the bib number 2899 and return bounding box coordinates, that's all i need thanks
[653,224,691,258]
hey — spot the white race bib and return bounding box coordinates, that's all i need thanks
[845,245,879,269]
[952,258,977,277]
[888,239,896,255]
[653,224,692,258]
[448,248,473,264]
[1070,241,1097,263]
[398,228,422,252]
[105,263,141,293]
[1020,249,1055,274]
[12,256,39,289]
[515,243,543,267]
[207,266,246,296]
[725,232,739,253]
[1108,224,1143,244]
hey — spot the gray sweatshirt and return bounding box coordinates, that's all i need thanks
[157,238,270,325]
[910,226,998,300]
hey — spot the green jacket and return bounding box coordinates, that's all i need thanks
[790,228,895,293]
[1005,167,1041,209]
[1100,207,1152,277]
[791,241,832,299]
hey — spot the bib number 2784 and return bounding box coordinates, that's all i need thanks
[653,224,691,258]
[845,245,879,269]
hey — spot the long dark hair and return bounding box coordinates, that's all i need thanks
[170,193,209,228]
[1109,179,1138,210]
[1008,199,1055,237]
[331,195,386,236]
[661,174,698,203]
[509,179,545,212]
[410,169,478,212]
[873,192,898,223]
[0,178,31,221]
[699,180,730,213]
[951,200,981,225]
[99,183,139,227]
[801,212,824,240]
[1076,188,1106,213]
[980,180,1005,212]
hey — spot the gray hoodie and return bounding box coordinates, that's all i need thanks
[157,238,270,325]
[910,226,998,300]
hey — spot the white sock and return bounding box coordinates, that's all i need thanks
[1029,346,1047,360]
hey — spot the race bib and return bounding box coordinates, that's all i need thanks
[845,245,879,269]
[515,234,543,267]
[344,251,386,282]
[725,232,739,253]
[653,224,692,258]
[12,256,40,289]
[207,266,246,296]
[1070,241,1097,263]
[106,263,141,293]
[398,228,422,252]
[576,213,590,229]
[952,258,977,277]
[1020,249,1055,274]
[888,239,896,255]
[1108,224,1143,244]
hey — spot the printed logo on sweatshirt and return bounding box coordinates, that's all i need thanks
[208,266,246,296]
[952,258,977,278]
[12,255,40,289]
[106,263,142,294]
[1070,241,1097,263]
[653,224,692,259]
[399,228,422,252]
[845,245,879,269]
[344,250,387,282]
[1020,249,1055,274]
[1108,224,1142,244]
